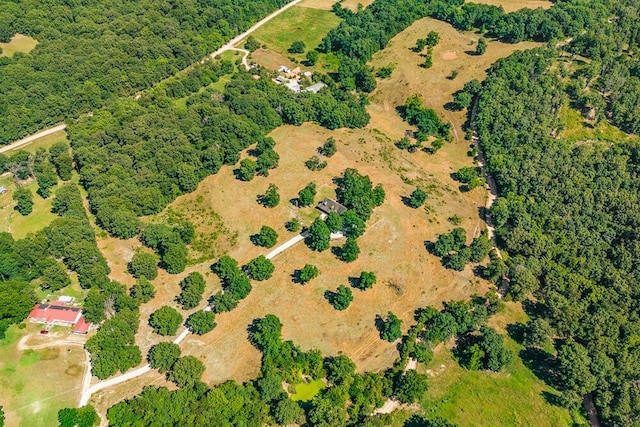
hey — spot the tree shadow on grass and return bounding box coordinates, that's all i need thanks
[506,322,526,344]
[520,347,562,390]
[542,390,566,408]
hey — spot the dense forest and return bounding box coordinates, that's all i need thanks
[0,0,291,144]
[473,46,640,425]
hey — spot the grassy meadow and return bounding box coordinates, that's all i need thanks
[0,34,38,57]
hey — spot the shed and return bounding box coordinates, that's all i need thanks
[305,82,326,94]
[0,186,6,195]
[316,198,348,215]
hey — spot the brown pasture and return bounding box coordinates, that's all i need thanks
[473,0,552,13]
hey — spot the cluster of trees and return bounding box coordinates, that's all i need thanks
[430,228,492,271]
[106,310,437,426]
[0,182,130,344]
[473,44,640,424]
[453,167,484,191]
[209,255,253,314]
[86,309,142,379]
[0,0,293,144]
[140,222,194,274]
[416,31,440,68]
[58,406,99,427]
[235,137,280,181]
[400,95,451,141]
[397,295,507,373]
[176,272,206,310]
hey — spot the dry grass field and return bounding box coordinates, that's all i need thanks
[367,17,542,142]
[0,34,38,57]
[474,0,552,13]
[86,6,576,425]
[0,325,86,427]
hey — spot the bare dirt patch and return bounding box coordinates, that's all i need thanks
[442,51,458,61]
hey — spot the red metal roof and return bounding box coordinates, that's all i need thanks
[29,303,82,324]
[72,317,91,334]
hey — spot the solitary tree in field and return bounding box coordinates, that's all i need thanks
[406,187,427,208]
[259,184,280,208]
[319,137,337,157]
[327,285,353,310]
[236,158,257,181]
[379,311,402,342]
[246,255,275,281]
[306,217,331,251]
[297,182,317,207]
[339,238,360,262]
[13,186,33,215]
[297,264,319,284]
[148,342,181,373]
[253,225,278,248]
[354,271,376,290]
[149,306,183,336]
[130,277,156,303]
[167,356,205,389]
[128,251,158,279]
[185,311,216,335]
[288,40,306,54]
[476,37,487,55]
[285,218,301,232]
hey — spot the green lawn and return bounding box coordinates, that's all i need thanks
[291,379,325,401]
[421,321,585,426]
[0,325,85,427]
[559,104,638,144]
[248,6,341,59]
[0,34,38,57]
[0,177,57,239]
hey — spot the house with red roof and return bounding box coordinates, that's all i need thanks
[28,301,92,334]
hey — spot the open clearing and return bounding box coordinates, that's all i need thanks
[0,325,86,427]
[242,5,341,61]
[0,34,38,57]
[0,177,57,239]
[421,303,580,426]
[473,0,552,13]
[367,17,542,142]
[0,130,69,238]
[291,379,325,401]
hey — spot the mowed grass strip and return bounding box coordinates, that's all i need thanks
[247,6,341,56]
[0,34,38,57]
[291,379,325,401]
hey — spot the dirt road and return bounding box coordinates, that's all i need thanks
[0,124,66,153]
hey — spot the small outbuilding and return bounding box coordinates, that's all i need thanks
[316,198,348,215]
[305,82,326,94]
[0,186,6,195]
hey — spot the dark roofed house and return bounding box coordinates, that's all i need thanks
[316,198,347,215]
